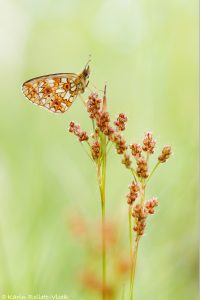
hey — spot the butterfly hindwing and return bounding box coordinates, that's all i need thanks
[22,73,80,113]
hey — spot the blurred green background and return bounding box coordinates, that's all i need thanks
[0,0,198,299]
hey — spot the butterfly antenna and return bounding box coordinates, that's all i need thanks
[89,81,104,93]
[84,54,92,69]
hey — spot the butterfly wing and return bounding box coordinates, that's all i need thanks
[22,73,80,113]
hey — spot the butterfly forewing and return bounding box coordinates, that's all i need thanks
[22,73,80,113]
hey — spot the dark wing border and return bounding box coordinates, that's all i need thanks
[22,73,77,86]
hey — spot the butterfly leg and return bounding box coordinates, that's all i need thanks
[79,94,87,108]
[88,81,104,94]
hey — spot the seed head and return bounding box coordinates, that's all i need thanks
[78,131,89,142]
[132,204,148,236]
[158,145,172,163]
[68,121,89,142]
[122,153,132,169]
[142,131,156,154]
[87,92,101,119]
[126,181,139,205]
[96,111,111,135]
[130,143,142,159]
[68,121,80,134]
[136,157,148,178]
[91,141,100,160]
[145,197,158,214]
[111,132,128,154]
[114,113,128,131]
[102,125,115,137]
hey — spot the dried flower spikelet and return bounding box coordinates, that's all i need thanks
[132,204,148,236]
[117,257,130,275]
[106,126,115,137]
[91,128,100,140]
[114,113,128,131]
[130,143,142,159]
[102,85,107,112]
[81,271,114,298]
[142,131,156,154]
[91,140,100,160]
[81,272,102,293]
[78,131,89,142]
[68,121,89,142]
[81,271,114,300]
[104,222,118,247]
[122,153,132,169]
[68,214,88,238]
[127,181,140,205]
[68,121,80,134]
[145,197,158,214]
[158,145,172,163]
[111,132,128,154]
[96,111,110,133]
[87,92,101,119]
[136,157,149,178]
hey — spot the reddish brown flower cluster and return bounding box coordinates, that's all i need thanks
[117,257,130,275]
[114,113,128,131]
[69,212,127,297]
[87,93,114,135]
[136,157,148,178]
[87,92,114,136]
[125,132,171,236]
[69,121,89,142]
[122,153,132,168]
[145,197,158,214]
[69,91,171,240]
[130,143,142,160]
[81,271,114,298]
[132,204,148,236]
[158,145,172,163]
[96,111,114,136]
[91,140,100,160]
[111,132,128,154]
[128,133,156,179]
[132,197,158,236]
[130,131,156,162]
[86,92,129,155]
[69,91,129,165]
[127,181,140,205]
[142,131,156,154]
[87,92,101,119]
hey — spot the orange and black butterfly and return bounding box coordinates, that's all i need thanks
[22,62,90,113]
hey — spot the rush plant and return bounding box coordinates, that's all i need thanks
[68,87,172,299]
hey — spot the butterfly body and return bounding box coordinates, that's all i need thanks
[22,66,90,113]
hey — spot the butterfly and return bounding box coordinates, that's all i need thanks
[22,63,90,113]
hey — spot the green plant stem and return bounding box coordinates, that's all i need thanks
[107,141,113,155]
[129,205,133,257]
[98,133,107,300]
[101,185,106,300]
[140,181,146,205]
[81,142,93,162]
[129,235,140,300]
[128,205,133,299]
[130,168,138,183]
[121,285,125,300]
[146,161,160,184]
[129,179,146,299]
[92,119,95,133]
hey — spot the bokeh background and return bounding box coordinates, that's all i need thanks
[0,0,198,299]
